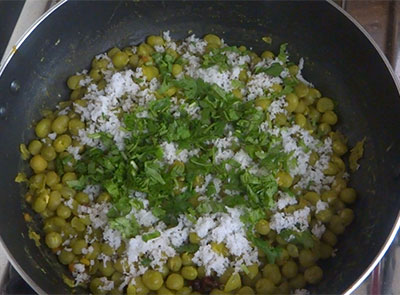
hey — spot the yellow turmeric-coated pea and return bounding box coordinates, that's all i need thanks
[30,155,48,173]
[204,34,221,47]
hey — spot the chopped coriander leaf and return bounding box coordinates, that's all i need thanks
[142,231,161,242]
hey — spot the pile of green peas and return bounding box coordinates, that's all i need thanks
[21,33,357,294]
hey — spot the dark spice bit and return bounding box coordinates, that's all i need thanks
[190,276,220,294]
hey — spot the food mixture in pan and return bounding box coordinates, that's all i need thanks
[18,32,359,294]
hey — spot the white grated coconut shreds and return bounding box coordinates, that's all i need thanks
[270,207,311,234]
[160,141,200,164]
[312,222,326,239]
[268,96,288,120]
[264,125,334,194]
[74,66,156,150]
[192,207,259,275]
[245,73,282,101]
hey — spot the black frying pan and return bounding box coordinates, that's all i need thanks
[0,1,400,294]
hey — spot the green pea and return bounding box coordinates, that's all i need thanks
[318,122,331,135]
[138,43,154,57]
[32,193,49,213]
[45,232,62,249]
[309,151,319,166]
[58,249,75,265]
[339,208,355,226]
[261,51,274,59]
[320,242,333,259]
[277,281,290,295]
[304,88,320,105]
[316,209,333,223]
[112,51,129,68]
[294,99,306,114]
[285,93,299,113]
[70,239,87,255]
[181,252,193,266]
[46,171,59,187]
[101,243,115,256]
[288,64,299,75]
[142,66,159,81]
[28,140,43,155]
[51,115,69,134]
[289,274,306,289]
[276,171,293,188]
[92,58,109,70]
[176,286,192,295]
[239,70,248,82]
[317,97,334,113]
[147,35,165,47]
[255,97,271,111]
[61,172,76,185]
[181,266,197,280]
[303,192,320,205]
[172,64,183,77]
[30,154,48,173]
[281,260,298,279]
[321,110,338,125]
[86,242,101,260]
[90,277,106,295]
[236,286,255,295]
[107,47,121,58]
[53,134,72,153]
[40,145,56,161]
[189,232,200,244]
[224,273,241,292]
[329,215,345,235]
[43,216,65,233]
[255,219,270,235]
[143,270,164,290]
[67,75,83,90]
[204,34,221,46]
[56,204,71,219]
[276,248,289,266]
[220,268,234,285]
[322,229,337,246]
[308,107,321,122]
[275,113,287,126]
[286,244,299,258]
[89,68,103,82]
[59,186,76,199]
[47,191,62,211]
[332,155,345,171]
[166,48,178,60]
[157,286,174,295]
[99,260,115,277]
[35,118,52,138]
[255,278,276,294]
[295,114,307,128]
[232,88,243,99]
[304,265,323,284]
[129,54,140,68]
[75,192,90,205]
[324,162,339,176]
[71,216,86,232]
[68,118,85,136]
[339,187,357,204]
[294,83,309,98]
[262,264,281,285]
[166,273,184,290]
[299,249,315,268]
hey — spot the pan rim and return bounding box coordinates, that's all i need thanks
[0,1,399,294]
[325,1,400,294]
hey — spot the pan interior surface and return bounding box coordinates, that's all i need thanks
[0,1,399,294]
